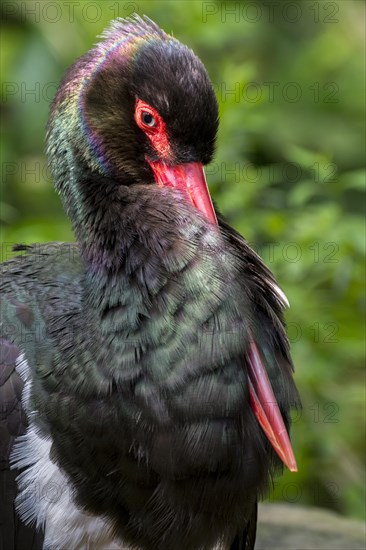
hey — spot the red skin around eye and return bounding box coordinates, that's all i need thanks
[134,98,172,160]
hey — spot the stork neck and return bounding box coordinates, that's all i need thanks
[57,155,138,267]
[62,167,161,329]
[56,158,191,328]
[78,191,155,336]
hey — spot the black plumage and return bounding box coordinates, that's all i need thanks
[0,15,299,550]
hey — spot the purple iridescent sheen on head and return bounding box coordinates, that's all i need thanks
[52,17,168,175]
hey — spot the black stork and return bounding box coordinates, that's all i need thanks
[0,15,300,550]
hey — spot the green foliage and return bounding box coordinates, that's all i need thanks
[1,0,364,519]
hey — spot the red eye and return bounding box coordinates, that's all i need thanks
[134,98,171,159]
[141,112,156,127]
[135,99,160,133]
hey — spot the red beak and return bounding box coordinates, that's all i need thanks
[148,160,297,472]
[148,160,217,224]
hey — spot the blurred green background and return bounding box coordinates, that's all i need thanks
[1,0,365,520]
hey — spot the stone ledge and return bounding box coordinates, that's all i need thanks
[256,504,365,550]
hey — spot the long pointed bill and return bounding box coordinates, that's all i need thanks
[148,159,297,472]
[247,340,297,471]
[148,160,217,224]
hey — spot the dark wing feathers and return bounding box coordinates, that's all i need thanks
[230,502,258,550]
[0,341,25,466]
[218,215,300,405]
[0,243,81,550]
[0,339,44,550]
